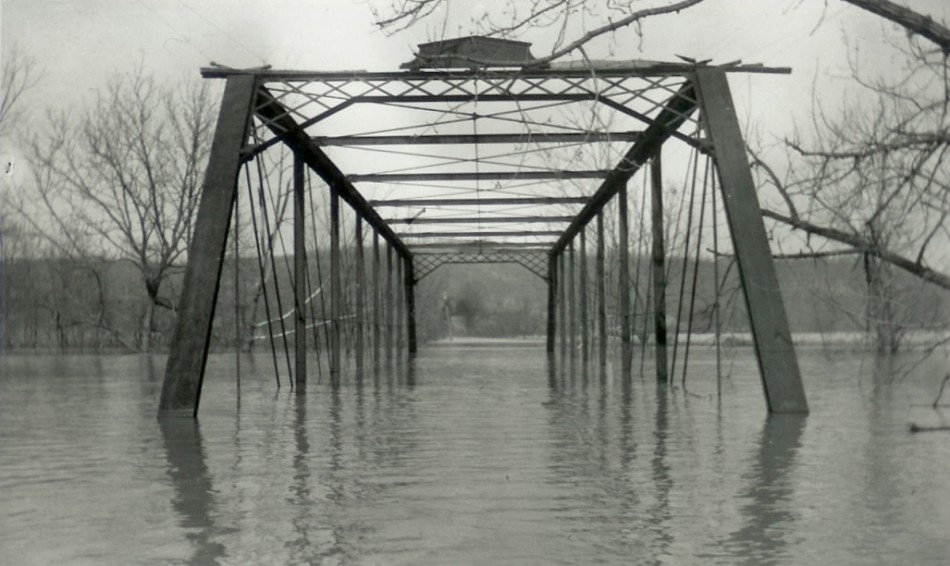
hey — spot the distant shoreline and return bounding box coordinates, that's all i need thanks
[3,330,949,356]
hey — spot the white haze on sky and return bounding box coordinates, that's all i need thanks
[1,0,948,232]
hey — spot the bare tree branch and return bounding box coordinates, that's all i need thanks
[843,0,950,53]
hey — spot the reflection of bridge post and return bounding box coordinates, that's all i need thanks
[546,253,557,353]
[726,415,805,556]
[649,382,674,555]
[159,418,225,564]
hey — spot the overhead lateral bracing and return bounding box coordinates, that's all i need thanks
[160,47,807,417]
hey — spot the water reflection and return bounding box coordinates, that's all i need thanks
[288,395,313,562]
[725,415,805,564]
[4,350,950,564]
[159,418,225,566]
[649,383,674,560]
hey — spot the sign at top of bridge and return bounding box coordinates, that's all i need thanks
[400,36,538,70]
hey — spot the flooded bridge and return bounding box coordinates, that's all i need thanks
[158,37,807,416]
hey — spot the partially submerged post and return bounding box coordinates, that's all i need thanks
[694,68,807,412]
[405,255,417,354]
[158,76,255,416]
[294,154,307,391]
[546,254,558,353]
[618,182,632,376]
[596,211,607,373]
[355,215,365,373]
[651,154,669,384]
[579,227,589,362]
[329,184,341,384]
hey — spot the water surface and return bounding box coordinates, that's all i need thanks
[2,346,949,564]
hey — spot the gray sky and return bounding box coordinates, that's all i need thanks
[2,0,948,174]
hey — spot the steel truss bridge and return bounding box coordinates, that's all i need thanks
[158,43,808,416]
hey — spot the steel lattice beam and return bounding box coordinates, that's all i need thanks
[413,251,550,281]
[409,241,554,249]
[314,132,642,146]
[369,197,587,207]
[399,230,563,238]
[388,216,574,225]
[349,171,609,183]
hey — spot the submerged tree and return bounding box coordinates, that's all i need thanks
[17,71,217,351]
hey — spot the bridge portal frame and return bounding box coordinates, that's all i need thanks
[158,60,808,416]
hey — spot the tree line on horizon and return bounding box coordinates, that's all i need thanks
[3,250,947,353]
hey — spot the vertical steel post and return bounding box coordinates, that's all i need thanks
[559,249,567,355]
[405,255,417,354]
[355,215,365,374]
[373,230,381,367]
[395,253,404,356]
[596,210,607,371]
[294,153,307,392]
[385,243,394,364]
[233,146,241,389]
[579,226,589,362]
[618,181,632,375]
[651,153,669,384]
[329,183,341,384]
[568,241,577,360]
[546,253,557,353]
[160,75,256,416]
[695,68,807,413]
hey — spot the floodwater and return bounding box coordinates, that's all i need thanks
[2,345,949,565]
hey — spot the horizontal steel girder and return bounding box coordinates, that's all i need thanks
[387,216,574,225]
[409,241,555,249]
[349,171,609,183]
[202,65,792,81]
[314,132,642,146]
[398,230,563,238]
[368,196,588,207]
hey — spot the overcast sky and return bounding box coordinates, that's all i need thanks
[2,0,948,170]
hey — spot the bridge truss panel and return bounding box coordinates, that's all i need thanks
[413,251,550,282]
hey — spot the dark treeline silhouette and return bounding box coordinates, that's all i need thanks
[4,251,947,352]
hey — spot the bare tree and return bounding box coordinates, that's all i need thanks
[842,0,950,52]
[18,71,216,351]
[752,5,950,351]
[0,44,41,140]
[371,0,706,64]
